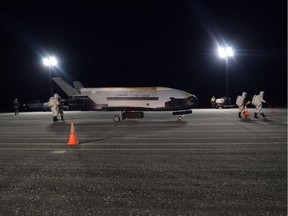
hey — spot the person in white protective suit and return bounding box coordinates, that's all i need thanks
[48,93,64,122]
[252,91,267,118]
[236,92,248,118]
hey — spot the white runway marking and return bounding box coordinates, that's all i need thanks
[52,150,66,154]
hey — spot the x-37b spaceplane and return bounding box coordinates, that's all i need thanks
[52,77,198,122]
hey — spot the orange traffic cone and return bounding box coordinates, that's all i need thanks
[68,122,79,146]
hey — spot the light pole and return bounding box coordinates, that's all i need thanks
[43,56,58,97]
[218,46,233,97]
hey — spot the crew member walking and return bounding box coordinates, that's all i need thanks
[48,93,61,122]
[252,91,267,118]
[236,92,248,118]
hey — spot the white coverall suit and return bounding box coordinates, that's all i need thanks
[236,92,247,118]
[253,91,267,118]
[48,93,60,122]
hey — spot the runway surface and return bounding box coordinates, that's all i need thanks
[0,108,286,215]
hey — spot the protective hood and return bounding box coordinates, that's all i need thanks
[54,93,59,99]
[242,92,247,98]
[259,91,264,97]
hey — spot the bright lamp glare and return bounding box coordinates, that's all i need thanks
[50,57,57,66]
[43,58,50,66]
[218,47,226,58]
[43,56,58,66]
[226,47,233,57]
[218,46,233,58]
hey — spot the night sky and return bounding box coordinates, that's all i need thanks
[0,1,286,111]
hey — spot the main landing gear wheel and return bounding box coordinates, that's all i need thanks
[113,115,121,122]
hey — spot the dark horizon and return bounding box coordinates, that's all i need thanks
[0,1,286,111]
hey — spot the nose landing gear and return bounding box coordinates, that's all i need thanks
[173,110,192,121]
[113,115,121,122]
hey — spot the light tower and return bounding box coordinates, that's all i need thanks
[218,46,234,97]
[43,56,58,97]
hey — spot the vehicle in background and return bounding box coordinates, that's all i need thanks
[23,100,45,111]
[215,97,235,109]
[43,102,50,111]
[23,99,69,112]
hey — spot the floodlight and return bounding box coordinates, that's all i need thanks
[43,56,58,66]
[50,57,58,66]
[218,47,233,58]
[43,58,50,66]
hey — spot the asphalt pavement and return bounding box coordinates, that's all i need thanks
[0,108,286,215]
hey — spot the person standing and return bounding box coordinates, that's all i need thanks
[48,93,61,122]
[210,96,216,108]
[13,98,20,115]
[236,92,248,118]
[252,91,267,118]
